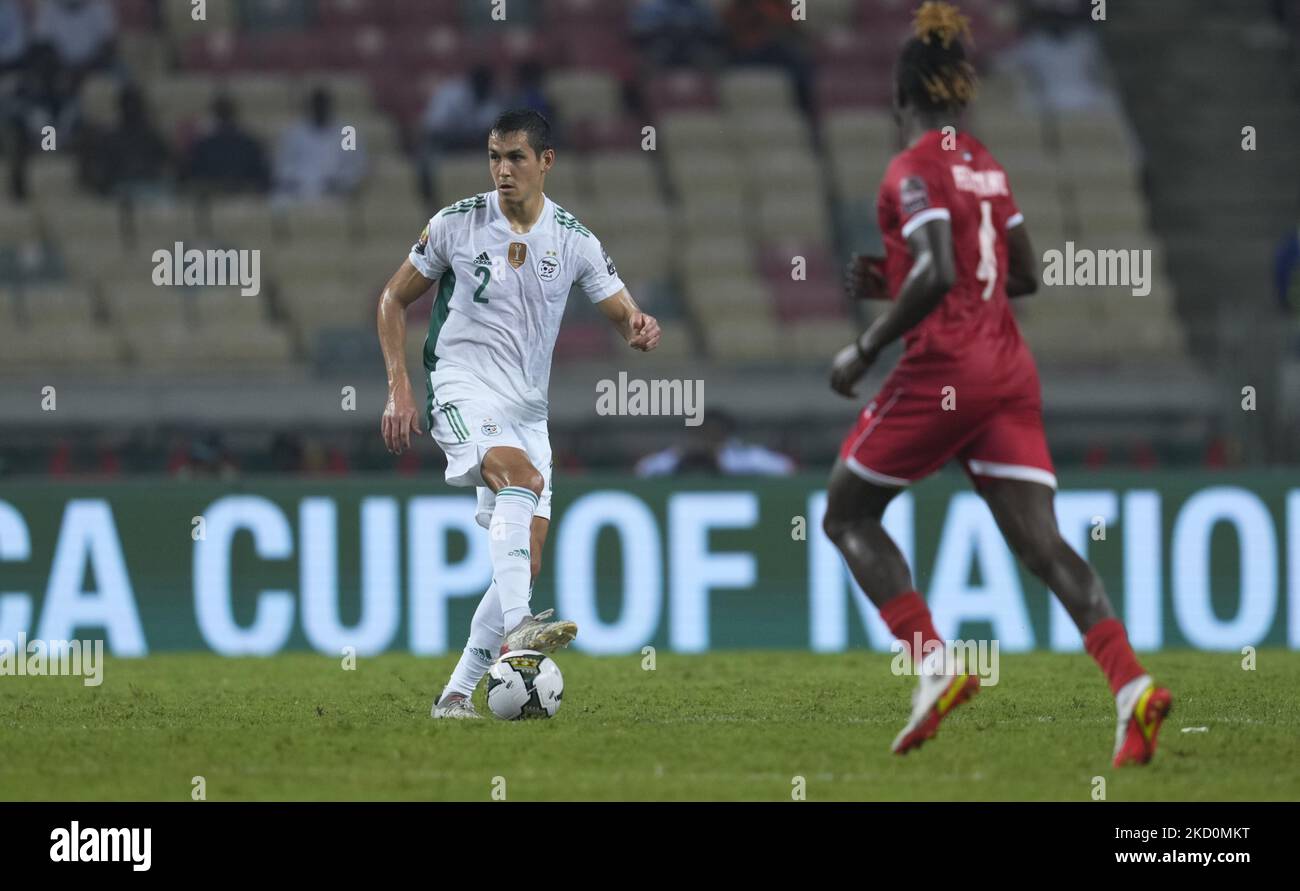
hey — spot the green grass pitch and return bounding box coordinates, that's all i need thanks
[2,650,1297,801]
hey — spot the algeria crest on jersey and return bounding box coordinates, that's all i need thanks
[537,253,561,282]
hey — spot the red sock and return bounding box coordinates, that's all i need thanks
[1083,618,1146,695]
[879,590,941,664]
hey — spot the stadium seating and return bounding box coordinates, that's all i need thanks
[0,0,1187,383]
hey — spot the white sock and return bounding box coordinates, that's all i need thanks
[490,486,536,633]
[441,646,495,701]
[440,582,507,701]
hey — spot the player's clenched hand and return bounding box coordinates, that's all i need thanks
[628,312,661,352]
[845,253,888,301]
[829,340,875,398]
[381,385,422,454]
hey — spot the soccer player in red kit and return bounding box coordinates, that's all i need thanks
[824,2,1171,766]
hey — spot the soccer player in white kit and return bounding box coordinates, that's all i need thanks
[376,110,662,718]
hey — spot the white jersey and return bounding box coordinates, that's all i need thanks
[408,190,625,422]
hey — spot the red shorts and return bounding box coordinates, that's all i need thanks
[838,372,1056,490]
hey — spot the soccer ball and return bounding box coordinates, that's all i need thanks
[486,650,564,720]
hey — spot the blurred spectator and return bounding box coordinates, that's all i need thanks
[48,439,73,476]
[1275,225,1299,311]
[510,60,553,120]
[420,66,503,201]
[239,0,314,30]
[1274,225,1300,353]
[183,93,270,195]
[636,411,797,476]
[270,432,304,473]
[0,0,27,71]
[1004,0,1115,113]
[301,438,332,474]
[95,442,122,476]
[3,42,81,200]
[1203,431,1243,468]
[171,432,238,480]
[422,66,504,151]
[630,0,721,69]
[32,0,117,83]
[77,83,172,197]
[722,0,814,116]
[1252,0,1296,47]
[1083,443,1108,470]
[1130,440,1159,470]
[273,87,367,202]
[8,43,79,133]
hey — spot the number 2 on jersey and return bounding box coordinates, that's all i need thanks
[976,199,997,300]
[472,266,490,303]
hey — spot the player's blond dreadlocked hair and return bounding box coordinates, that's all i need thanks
[897,1,978,112]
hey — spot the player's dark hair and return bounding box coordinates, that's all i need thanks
[490,108,553,158]
[896,1,978,113]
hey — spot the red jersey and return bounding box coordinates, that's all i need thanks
[840,129,1055,488]
[877,129,1035,394]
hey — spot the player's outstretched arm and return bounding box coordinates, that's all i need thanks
[377,259,434,454]
[1005,222,1038,298]
[597,288,661,352]
[830,218,956,397]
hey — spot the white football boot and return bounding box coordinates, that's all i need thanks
[431,694,483,720]
[890,647,980,754]
[503,609,578,654]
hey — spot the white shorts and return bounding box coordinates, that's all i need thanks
[426,366,553,529]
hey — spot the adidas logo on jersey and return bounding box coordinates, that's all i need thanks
[473,252,491,267]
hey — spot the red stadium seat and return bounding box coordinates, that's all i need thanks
[644,71,718,116]
[557,27,637,75]
[321,25,391,69]
[48,440,72,478]
[856,0,1016,63]
[326,447,350,475]
[856,0,914,33]
[759,241,838,286]
[390,27,469,70]
[769,276,848,323]
[570,115,644,152]
[1130,441,1160,470]
[369,66,439,127]
[396,448,422,475]
[115,0,157,30]
[180,31,240,72]
[469,27,545,67]
[241,32,326,71]
[319,0,457,29]
[815,69,893,111]
[318,0,376,27]
[553,321,614,362]
[97,446,123,477]
[546,0,629,26]
[820,27,907,70]
[389,0,463,27]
